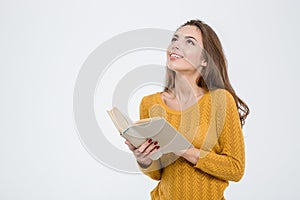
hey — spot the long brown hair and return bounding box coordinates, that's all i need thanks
[164,19,250,126]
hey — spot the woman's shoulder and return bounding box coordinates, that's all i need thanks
[140,91,161,105]
[209,88,236,106]
[210,88,233,98]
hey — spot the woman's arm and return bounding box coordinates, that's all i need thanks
[137,97,163,181]
[125,139,162,180]
[178,91,245,182]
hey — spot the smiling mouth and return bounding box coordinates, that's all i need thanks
[170,52,184,60]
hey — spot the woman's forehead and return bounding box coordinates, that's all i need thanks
[175,25,202,41]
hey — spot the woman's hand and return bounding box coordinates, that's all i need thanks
[125,139,160,168]
[174,147,200,165]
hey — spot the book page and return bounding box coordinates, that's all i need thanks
[107,107,131,133]
[133,117,161,125]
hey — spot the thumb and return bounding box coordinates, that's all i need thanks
[125,140,136,151]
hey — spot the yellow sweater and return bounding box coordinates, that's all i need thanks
[139,89,245,200]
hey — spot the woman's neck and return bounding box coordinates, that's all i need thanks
[171,73,206,104]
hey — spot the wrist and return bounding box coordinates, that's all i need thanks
[181,148,200,165]
[137,160,152,169]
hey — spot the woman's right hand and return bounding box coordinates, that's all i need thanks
[125,139,160,168]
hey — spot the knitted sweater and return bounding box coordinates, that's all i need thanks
[139,89,245,200]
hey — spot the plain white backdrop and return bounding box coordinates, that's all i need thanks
[0,0,299,199]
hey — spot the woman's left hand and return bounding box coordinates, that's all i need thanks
[174,147,200,165]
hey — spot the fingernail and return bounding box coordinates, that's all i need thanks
[154,141,158,145]
[156,146,160,150]
[148,139,152,143]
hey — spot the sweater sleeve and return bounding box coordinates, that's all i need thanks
[194,91,245,182]
[138,97,162,181]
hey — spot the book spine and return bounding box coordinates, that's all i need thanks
[122,127,129,135]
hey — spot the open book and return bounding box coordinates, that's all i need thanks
[107,107,193,160]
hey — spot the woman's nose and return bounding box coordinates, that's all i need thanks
[172,45,179,50]
[171,42,180,50]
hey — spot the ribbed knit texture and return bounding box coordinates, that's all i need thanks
[139,89,245,200]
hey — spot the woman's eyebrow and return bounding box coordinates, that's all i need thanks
[173,34,197,42]
[185,36,197,42]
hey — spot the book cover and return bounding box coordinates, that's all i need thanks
[107,107,193,160]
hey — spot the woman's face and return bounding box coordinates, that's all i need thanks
[166,25,206,73]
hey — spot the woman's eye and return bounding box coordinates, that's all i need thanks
[187,39,195,45]
[171,37,177,42]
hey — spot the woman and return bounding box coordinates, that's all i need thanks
[125,19,249,200]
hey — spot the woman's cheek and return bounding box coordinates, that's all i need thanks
[185,50,203,68]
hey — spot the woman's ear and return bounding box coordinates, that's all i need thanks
[201,59,207,67]
[200,49,208,67]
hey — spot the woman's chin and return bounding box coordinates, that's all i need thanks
[167,64,195,73]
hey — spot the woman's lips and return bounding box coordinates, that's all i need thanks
[169,52,183,61]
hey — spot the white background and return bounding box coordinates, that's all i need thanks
[1,0,299,199]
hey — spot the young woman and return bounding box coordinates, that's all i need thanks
[125,19,249,200]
